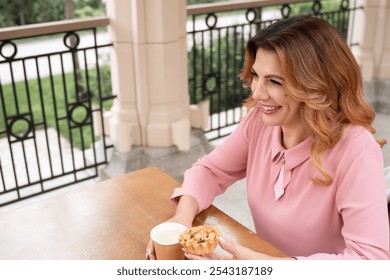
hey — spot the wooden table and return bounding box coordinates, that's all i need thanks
[0,167,286,259]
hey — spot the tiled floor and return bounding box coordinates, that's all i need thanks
[374,113,390,167]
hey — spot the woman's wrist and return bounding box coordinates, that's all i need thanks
[172,195,199,228]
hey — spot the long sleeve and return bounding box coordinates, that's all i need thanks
[296,138,390,260]
[170,109,254,212]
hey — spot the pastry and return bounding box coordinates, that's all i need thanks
[178,225,221,255]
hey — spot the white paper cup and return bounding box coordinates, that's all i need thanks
[150,222,187,260]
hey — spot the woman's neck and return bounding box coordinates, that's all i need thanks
[281,125,312,149]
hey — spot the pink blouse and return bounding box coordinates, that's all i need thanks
[171,105,390,259]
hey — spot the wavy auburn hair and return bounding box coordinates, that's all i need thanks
[241,16,386,186]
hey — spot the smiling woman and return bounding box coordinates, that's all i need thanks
[147,15,390,260]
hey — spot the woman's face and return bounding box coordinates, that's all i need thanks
[250,48,302,130]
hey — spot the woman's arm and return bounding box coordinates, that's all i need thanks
[171,108,259,212]
[299,135,390,260]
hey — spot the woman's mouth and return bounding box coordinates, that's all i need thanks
[261,105,281,114]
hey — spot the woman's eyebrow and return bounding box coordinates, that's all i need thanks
[251,68,284,80]
[265,74,284,81]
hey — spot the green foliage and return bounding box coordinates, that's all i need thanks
[74,0,105,10]
[187,0,230,5]
[24,0,65,24]
[0,0,106,27]
[0,0,19,27]
[188,30,250,115]
[290,0,341,15]
[74,0,106,18]
[74,6,104,18]
[287,1,350,38]
[78,56,113,110]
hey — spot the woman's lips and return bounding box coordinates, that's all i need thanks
[261,105,281,114]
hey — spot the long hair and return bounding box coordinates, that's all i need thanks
[241,16,386,186]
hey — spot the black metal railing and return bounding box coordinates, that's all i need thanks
[187,0,362,140]
[0,17,114,207]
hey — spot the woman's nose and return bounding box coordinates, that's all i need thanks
[251,80,268,101]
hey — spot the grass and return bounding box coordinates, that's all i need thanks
[0,66,113,149]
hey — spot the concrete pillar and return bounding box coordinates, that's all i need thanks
[106,0,141,152]
[144,0,190,150]
[105,0,190,153]
[376,2,390,80]
[351,0,390,80]
[102,0,208,181]
[350,0,390,113]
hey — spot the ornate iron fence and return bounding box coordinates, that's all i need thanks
[187,0,362,140]
[0,17,114,207]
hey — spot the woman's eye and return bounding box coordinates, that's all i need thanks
[250,70,258,77]
[270,79,283,86]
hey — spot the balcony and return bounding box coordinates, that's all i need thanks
[0,0,389,213]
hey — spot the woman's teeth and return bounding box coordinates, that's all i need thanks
[262,106,280,112]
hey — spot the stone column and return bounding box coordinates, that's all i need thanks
[105,0,141,152]
[350,0,390,112]
[106,0,190,152]
[144,0,191,150]
[102,0,209,180]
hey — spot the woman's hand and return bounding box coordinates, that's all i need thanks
[184,238,293,260]
[146,217,191,260]
[146,238,156,260]
[146,195,199,260]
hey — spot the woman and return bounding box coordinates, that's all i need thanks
[147,16,390,260]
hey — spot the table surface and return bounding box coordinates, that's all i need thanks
[0,167,286,259]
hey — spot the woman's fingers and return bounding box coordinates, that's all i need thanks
[146,239,156,260]
[184,252,207,260]
[183,249,229,260]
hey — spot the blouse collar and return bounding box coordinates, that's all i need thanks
[271,127,313,171]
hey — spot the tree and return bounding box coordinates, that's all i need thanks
[0,0,19,27]
[18,0,25,25]
[0,0,106,27]
[65,0,74,20]
[24,0,65,24]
